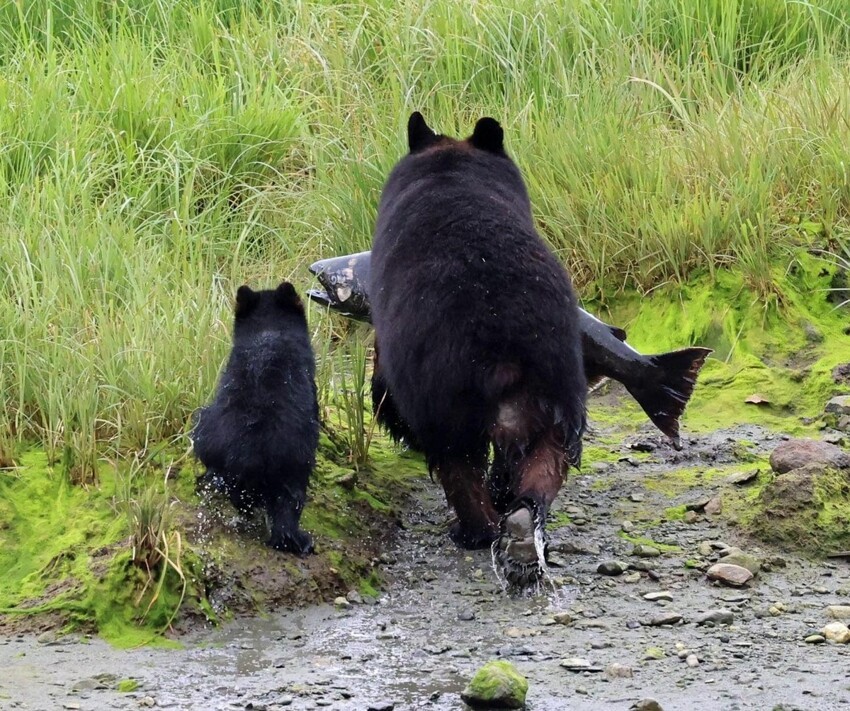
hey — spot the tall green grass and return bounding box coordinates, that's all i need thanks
[1,0,849,469]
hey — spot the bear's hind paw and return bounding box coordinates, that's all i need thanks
[492,504,549,589]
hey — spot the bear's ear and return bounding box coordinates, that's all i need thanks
[408,111,439,153]
[469,117,504,153]
[275,281,304,311]
[234,285,259,316]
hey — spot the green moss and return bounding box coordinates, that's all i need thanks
[0,449,202,647]
[582,443,625,464]
[548,511,572,527]
[743,466,850,554]
[589,477,615,492]
[117,679,140,693]
[663,504,688,521]
[643,464,749,497]
[461,660,528,709]
[590,252,849,433]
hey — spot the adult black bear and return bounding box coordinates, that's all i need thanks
[192,282,318,555]
[370,113,587,585]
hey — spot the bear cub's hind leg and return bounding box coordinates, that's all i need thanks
[268,493,313,555]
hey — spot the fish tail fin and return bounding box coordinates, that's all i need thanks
[624,347,712,449]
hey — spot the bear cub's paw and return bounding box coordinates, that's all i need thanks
[268,528,314,556]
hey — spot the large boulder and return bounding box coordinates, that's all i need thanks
[750,463,850,554]
[769,439,850,474]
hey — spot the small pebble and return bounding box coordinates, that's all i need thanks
[605,663,633,679]
[643,591,674,603]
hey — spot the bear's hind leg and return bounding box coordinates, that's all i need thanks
[435,457,499,550]
[513,427,568,517]
[495,427,569,588]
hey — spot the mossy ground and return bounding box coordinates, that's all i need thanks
[0,426,424,645]
[0,450,191,647]
[590,252,849,436]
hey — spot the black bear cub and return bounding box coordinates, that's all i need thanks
[192,281,319,555]
[370,113,587,586]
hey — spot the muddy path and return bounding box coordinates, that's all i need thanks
[3,393,850,711]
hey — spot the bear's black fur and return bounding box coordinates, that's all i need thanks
[192,282,318,555]
[369,113,587,553]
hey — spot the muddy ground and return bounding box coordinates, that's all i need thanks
[2,388,850,711]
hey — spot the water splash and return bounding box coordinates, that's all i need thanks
[490,519,558,598]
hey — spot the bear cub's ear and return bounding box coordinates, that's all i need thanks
[275,281,304,310]
[469,117,504,153]
[408,111,439,153]
[235,285,259,316]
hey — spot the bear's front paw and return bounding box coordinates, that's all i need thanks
[268,529,314,556]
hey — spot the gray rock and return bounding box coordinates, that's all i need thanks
[769,438,850,474]
[833,363,850,385]
[346,590,364,605]
[628,560,656,572]
[706,563,753,587]
[551,539,601,556]
[704,494,723,515]
[597,560,628,576]
[605,663,633,679]
[804,634,825,644]
[334,596,351,608]
[684,510,699,524]
[553,612,574,625]
[827,605,850,620]
[824,431,847,445]
[727,469,759,485]
[643,591,674,602]
[648,612,682,626]
[458,610,476,621]
[686,654,699,668]
[820,622,850,643]
[631,699,664,711]
[632,544,661,558]
[697,541,714,557]
[694,609,734,626]
[717,548,762,575]
[621,520,635,533]
[826,395,850,417]
[366,704,395,711]
[560,658,602,672]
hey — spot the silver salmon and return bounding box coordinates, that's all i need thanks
[308,251,711,449]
